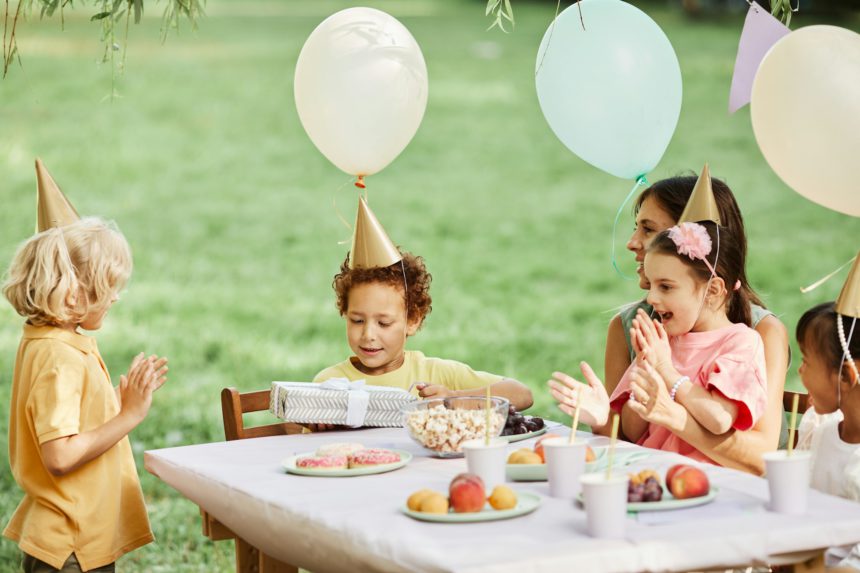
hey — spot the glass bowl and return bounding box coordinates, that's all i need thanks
[401,396,509,458]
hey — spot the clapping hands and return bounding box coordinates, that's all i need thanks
[547,362,610,427]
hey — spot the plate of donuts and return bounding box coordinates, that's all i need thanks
[282,442,411,477]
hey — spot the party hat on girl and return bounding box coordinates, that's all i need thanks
[836,250,860,319]
[349,196,402,269]
[678,164,721,225]
[36,158,80,232]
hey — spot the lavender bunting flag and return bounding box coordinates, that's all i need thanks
[728,2,790,114]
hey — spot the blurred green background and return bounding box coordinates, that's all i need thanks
[1,0,858,570]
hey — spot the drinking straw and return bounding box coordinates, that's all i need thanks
[568,385,582,445]
[605,413,620,480]
[787,393,800,456]
[485,384,492,446]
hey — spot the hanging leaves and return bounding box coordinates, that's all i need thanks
[486,0,515,33]
[2,0,204,79]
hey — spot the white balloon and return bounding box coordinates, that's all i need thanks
[294,8,428,177]
[751,25,860,217]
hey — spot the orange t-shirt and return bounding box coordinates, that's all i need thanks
[3,324,153,570]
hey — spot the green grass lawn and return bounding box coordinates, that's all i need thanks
[0,0,858,570]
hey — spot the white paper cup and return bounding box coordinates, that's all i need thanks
[763,450,811,515]
[462,438,508,490]
[543,438,586,499]
[580,473,629,538]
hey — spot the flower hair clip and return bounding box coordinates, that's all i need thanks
[668,222,716,276]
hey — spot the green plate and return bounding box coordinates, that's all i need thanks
[577,486,718,512]
[501,426,548,443]
[282,450,412,477]
[401,491,541,522]
[506,447,607,481]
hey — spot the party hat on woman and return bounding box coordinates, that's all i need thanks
[349,196,402,269]
[36,158,80,232]
[678,163,721,225]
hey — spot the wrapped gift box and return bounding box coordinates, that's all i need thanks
[270,380,417,427]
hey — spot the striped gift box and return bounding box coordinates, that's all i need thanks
[270,381,417,427]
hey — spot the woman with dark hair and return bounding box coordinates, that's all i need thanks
[550,172,788,475]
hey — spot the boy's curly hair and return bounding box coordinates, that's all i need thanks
[333,251,432,327]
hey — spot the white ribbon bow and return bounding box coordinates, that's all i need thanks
[320,378,369,427]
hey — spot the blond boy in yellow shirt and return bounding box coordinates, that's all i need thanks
[3,217,167,572]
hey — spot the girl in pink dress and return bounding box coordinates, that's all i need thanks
[551,221,768,465]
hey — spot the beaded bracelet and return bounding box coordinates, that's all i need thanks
[669,376,690,402]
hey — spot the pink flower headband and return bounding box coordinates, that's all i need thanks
[668,222,716,276]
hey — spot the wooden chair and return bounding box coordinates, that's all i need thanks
[783,390,810,449]
[202,387,304,573]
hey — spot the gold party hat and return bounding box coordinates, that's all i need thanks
[836,250,860,319]
[36,158,80,232]
[679,163,721,225]
[349,196,402,269]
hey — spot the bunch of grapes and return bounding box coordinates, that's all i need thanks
[500,405,545,436]
[628,476,663,503]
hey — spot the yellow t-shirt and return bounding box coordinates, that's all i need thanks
[313,350,502,391]
[3,324,153,570]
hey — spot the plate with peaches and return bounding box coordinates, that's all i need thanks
[401,473,541,523]
[282,443,411,477]
[505,435,606,481]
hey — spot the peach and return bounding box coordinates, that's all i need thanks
[449,473,486,513]
[585,446,596,463]
[407,489,435,511]
[666,464,692,486]
[668,466,710,499]
[488,485,517,510]
[508,449,542,464]
[419,492,449,514]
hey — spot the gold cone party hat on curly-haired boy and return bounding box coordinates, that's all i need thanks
[349,196,402,270]
[36,158,80,232]
[836,250,860,319]
[679,163,721,225]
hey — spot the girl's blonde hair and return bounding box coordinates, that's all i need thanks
[2,217,132,327]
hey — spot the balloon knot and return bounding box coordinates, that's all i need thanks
[354,175,366,189]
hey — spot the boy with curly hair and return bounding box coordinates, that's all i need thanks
[313,199,532,412]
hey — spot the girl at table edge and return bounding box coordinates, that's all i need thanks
[311,198,533,419]
[551,167,788,475]
[795,289,860,570]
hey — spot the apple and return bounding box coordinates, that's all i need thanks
[449,473,486,513]
[668,466,710,499]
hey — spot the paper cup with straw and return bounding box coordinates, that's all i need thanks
[580,413,628,537]
[762,394,811,514]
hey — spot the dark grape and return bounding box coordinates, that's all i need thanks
[514,423,528,434]
[530,417,545,430]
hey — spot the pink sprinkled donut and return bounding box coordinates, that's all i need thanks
[296,455,348,470]
[348,448,401,469]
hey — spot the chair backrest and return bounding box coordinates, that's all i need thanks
[783,390,810,417]
[221,387,303,441]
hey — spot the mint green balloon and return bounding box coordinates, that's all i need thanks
[535,0,682,180]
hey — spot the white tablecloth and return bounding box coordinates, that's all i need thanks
[144,427,860,573]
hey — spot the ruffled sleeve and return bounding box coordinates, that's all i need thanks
[703,352,767,431]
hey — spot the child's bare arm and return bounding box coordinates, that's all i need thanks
[419,379,534,411]
[673,381,738,435]
[41,355,167,476]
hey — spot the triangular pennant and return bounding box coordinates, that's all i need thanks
[728,2,790,114]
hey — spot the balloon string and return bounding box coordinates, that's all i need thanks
[800,256,856,294]
[611,175,648,280]
[332,176,358,246]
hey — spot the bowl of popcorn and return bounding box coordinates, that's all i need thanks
[401,396,509,458]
